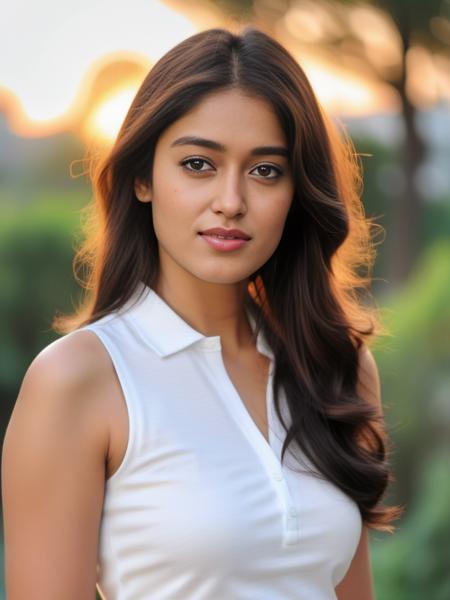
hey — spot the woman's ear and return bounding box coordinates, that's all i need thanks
[134,178,152,203]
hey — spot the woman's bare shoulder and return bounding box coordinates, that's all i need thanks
[6,329,115,464]
[29,328,113,391]
[1,330,113,597]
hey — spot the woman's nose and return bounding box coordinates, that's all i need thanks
[210,169,247,217]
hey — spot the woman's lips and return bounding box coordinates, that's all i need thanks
[198,233,250,252]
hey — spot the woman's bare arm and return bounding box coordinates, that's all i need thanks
[335,346,382,600]
[335,525,375,600]
[1,331,111,600]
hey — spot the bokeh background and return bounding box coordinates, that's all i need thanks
[1,1,449,598]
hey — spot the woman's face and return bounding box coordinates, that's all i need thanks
[134,87,294,287]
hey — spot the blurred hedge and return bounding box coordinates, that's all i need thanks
[0,195,84,434]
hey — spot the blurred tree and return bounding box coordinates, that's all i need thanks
[167,0,450,285]
[356,0,447,285]
[374,239,450,504]
[0,197,84,440]
[371,450,450,599]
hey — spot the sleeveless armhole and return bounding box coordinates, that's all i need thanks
[74,325,135,486]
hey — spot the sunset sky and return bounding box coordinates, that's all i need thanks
[2,0,443,142]
[1,1,196,131]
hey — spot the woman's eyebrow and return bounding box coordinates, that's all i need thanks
[170,135,289,158]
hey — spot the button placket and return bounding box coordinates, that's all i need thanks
[217,353,299,544]
[203,321,302,547]
[266,379,301,546]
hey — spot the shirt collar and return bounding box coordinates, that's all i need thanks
[118,280,274,360]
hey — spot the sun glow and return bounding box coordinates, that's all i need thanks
[0,0,196,137]
[83,84,140,144]
[1,0,432,141]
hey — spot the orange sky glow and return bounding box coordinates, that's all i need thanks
[1,0,447,144]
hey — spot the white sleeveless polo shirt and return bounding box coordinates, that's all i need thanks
[72,280,362,599]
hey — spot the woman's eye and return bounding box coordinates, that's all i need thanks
[250,164,283,179]
[180,158,283,179]
[180,158,213,173]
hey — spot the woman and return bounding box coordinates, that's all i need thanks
[2,26,400,599]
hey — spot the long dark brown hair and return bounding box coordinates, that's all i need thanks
[54,26,400,531]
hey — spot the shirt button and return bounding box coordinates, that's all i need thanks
[273,470,283,481]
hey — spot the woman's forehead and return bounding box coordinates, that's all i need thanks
[159,89,287,151]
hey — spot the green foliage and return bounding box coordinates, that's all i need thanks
[370,240,450,597]
[0,194,85,419]
[351,133,450,294]
[372,451,450,600]
[424,201,450,248]
[375,240,450,457]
